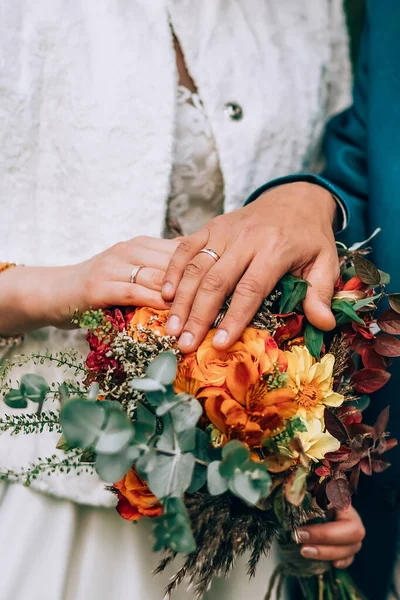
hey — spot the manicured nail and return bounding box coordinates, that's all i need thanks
[167,315,181,332]
[162,282,174,296]
[301,546,318,558]
[213,329,229,346]
[297,530,310,543]
[179,331,194,348]
[335,560,346,569]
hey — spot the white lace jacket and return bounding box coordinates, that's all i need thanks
[0,0,351,505]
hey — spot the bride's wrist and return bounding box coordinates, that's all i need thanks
[15,265,77,329]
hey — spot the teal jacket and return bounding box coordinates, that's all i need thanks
[247,2,400,597]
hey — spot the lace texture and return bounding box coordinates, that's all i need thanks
[165,86,224,238]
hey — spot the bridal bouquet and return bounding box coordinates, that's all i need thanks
[2,240,399,599]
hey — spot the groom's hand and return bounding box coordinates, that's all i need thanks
[296,505,365,569]
[162,183,339,353]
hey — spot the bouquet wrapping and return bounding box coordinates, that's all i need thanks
[2,240,399,599]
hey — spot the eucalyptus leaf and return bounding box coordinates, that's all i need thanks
[146,352,177,386]
[95,445,140,482]
[170,396,202,433]
[219,440,250,478]
[133,403,157,444]
[95,409,134,455]
[207,460,229,495]
[136,448,159,476]
[229,467,271,506]
[3,389,27,409]
[20,374,49,403]
[304,322,323,359]
[153,498,195,553]
[146,452,195,499]
[61,399,106,448]
[130,377,166,393]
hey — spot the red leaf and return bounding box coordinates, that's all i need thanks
[324,409,348,443]
[325,447,351,463]
[349,464,361,493]
[378,309,400,335]
[374,334,400,357]
[371,458,391,473]
[337,451,363,472]
[315,466,331,477]
[274,314,304,345]
[326,478,351,510]
[351,368,391,393]
[360,345,388,370]
[374,406,390,439]
[377,437,398,454]
[360,457,372,476]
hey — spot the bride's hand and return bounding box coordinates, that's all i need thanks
[2,237,178,334]
[162,183,339,353]
[297,505,365,569]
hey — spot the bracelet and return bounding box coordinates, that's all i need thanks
[0,262,24,348]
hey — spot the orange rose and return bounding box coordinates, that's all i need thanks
[201,382,297,447]
[114,469,162,521]
[127,307,169,339]
[191,327,284,391]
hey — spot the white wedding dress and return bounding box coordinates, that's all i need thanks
[0,84,280,600]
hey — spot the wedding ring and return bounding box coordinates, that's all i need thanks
[199,248,220,262]
[129,265,144,284]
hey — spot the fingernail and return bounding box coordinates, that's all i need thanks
[296,530,310,543]
[167,315,181,332]
[213,329,229,346]
[179,331,194,348]
[335,560,346,569]
[301,546,318,558]
[162,282,174,296]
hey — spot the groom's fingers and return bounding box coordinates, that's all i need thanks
[302,250,339,331]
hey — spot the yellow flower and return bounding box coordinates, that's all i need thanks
[297,418,340,462]
[285,346,344,419]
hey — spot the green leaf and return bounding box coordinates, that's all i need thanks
[229,464,271,506]
[379,270,391,286]
[133,403,156,444]
[279,275,309,314]
[95,408,134,455]
[20,374,49,403]
[153,498,196,554]
[170,395,202,433]
[130,378,166,393]
[187,429,210,493]
[207,460,229,495]
[350,395,370,412]
[95,445,141,482]
[353,254,381,286]
[219,440,250,478]
[279,274,295,313]
[146,452,195,499]
[3,389,27,409]
[146,352,177,386]
[61,399,106,448]
[352,293,382,311]
[304,322,323,359]
[331,300,365,325]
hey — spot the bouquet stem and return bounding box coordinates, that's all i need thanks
[264,539,367,600]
